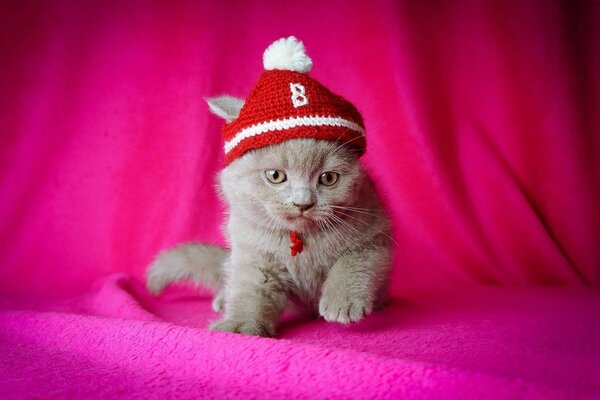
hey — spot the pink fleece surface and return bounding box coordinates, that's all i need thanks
[1,0,600,398]
[2,276,600,399]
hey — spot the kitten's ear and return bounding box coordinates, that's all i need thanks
[206,96,245,123]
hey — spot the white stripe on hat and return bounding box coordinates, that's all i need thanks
[224,115,365,155]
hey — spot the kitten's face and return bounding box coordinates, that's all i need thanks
[220,139,363,233]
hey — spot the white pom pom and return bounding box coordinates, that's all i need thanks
[263,36,313,73]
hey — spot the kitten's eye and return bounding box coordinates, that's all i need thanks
[319,172,339,186]
[265,170,287,184]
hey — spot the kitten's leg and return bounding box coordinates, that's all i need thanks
[210,253,288,337]
[319,238,391,324]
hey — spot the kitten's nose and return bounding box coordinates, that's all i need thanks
[291,187,315,212]
[293,201,315,212]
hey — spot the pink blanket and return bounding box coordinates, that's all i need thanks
[2,277,600,398]
[1,0,599,398]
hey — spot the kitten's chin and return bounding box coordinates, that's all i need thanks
[280,215,317,232]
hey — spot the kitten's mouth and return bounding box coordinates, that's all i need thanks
[282,213,317,229]
[284,213,309,221]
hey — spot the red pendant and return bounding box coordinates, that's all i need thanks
[290,231,303,256]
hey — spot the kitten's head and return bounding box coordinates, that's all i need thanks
[207,92,365,234]
[219,136,364,233]
[205,37,370,234]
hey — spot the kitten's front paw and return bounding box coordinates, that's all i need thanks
[319,292,372,324]
[209,318,275,337]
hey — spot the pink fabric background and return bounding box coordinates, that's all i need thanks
[1,1,600,398]
[2,0,599,296]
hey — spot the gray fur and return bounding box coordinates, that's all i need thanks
[206,96,245,122]
[147,138,392,337]
[147,243,228,313]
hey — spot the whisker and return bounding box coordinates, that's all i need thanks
[330,205,386,212]
[333,210,399,248]
[321,215,349,252]
[329,206,382,218]
[325,134,366,157]
[327,214,369,251]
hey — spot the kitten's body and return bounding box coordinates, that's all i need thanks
[148,138,392,337]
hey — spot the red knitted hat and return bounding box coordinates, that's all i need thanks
[217,37,366,165]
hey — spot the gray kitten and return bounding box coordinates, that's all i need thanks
[147,38,392,337]
[147,103,392,337]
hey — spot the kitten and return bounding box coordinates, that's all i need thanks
[147,128,392,336]
[146,37,393,337]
